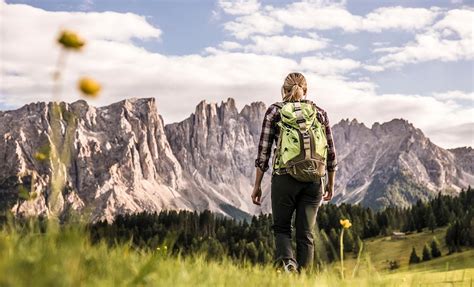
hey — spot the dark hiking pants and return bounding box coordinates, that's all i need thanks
[271,173,324,271]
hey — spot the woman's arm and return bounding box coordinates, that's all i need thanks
[251,167,264,205]
[252,105,278,205]
[321,109,338,201]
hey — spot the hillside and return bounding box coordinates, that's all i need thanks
[342,227,474,273]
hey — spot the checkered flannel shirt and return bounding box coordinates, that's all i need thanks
[254,100,338,173]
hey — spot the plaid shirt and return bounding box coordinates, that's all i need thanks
[254,100,338,173]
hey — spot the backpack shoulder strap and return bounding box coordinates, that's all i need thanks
[273,101,285,109]
[302,99,322,123]
[302,99,316,110]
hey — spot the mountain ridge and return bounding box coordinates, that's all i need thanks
[0,97,472,221]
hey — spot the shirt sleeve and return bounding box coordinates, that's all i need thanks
[254,105,278,172]
[320,109,338,172]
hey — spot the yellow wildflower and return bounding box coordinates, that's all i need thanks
[18,185,29,200]
[340,219,352,229]
[78,77,101,97]
[57,30,85,50]
[30,192,38,200]
[34,152,48,161]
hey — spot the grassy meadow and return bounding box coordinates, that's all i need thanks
[0,219,473,287]
[342,227,473,271]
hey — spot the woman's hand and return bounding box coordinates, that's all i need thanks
[323,171,336,201]
[323,184,333,201]
[251,185,262,206]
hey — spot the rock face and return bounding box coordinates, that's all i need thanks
[448,147,474,175]
[332,119,473,208]
[164,98,270,217]
[0,97,472,221]
[0,98,189,222]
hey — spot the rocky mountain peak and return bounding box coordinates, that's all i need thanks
[337,118,369,129]
[1,97,472,221]
[0,97,187,222]
[239,101,266,138]
[193,97,239,126]
[116,97,157,117]
[372,118,417,135]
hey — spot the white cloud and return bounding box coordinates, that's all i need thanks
[433,90,474,101]
[300,57,361,76]
[372,41,390,47]
[433,8,472,39]
[269,1,361,32]
[211,34,329,55]
[243,35,329,55]
[218,0,260,15]
[377,9,473,67]
[1,1,472,148]
[223,12,284,39]
[361,6,440,32]
[342,44,358,51]
[429,123,473,149]
[218,41,243,51]
[373,46,403,53]
[1,2,161,43]
[221,1,439,38]
[363,65,385,72]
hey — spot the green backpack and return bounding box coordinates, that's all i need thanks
[272,100,328,182]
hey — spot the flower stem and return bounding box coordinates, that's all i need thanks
[340,228,345,280]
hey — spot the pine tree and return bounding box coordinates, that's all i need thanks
[422,244,432,261]
[434,194,450,227]
[446,220,462,253]
[409,247,420,265]
[245,242,258,264]
[426,208,437,233]
[430,237,442,258]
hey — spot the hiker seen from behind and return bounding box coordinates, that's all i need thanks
[251,72,338,273]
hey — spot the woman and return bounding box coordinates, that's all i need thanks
[251,72,338,273]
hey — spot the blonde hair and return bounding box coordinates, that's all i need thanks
[281,72,307,102]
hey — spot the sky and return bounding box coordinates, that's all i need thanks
[0,0,473,148]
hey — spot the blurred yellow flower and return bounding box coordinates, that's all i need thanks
[78,77,101,97]
[34,152,48,161]
[340,219,352,229]
[18,185,29,200]
[57,30,85,50]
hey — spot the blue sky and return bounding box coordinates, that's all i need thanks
[0,0,473,147]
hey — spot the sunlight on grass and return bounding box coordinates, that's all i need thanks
[0,219,472,287]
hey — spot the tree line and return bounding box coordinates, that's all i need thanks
[88,187,473,266]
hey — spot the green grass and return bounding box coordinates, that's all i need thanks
[0,221,473,287]
[342,227,472,272]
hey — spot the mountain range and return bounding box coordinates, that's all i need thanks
[0,98,472,221]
